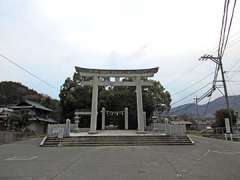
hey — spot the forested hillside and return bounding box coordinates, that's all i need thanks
[0,81,59,111]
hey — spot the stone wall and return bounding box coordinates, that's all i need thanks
[27,122,45,134]
[0,131,33,145]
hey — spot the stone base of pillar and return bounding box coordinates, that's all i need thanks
[74,127,80,131]
[88,131,98,134]
[72,128,80,133]
[136,130,146,134]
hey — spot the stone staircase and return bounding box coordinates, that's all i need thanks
[40,135,194,147]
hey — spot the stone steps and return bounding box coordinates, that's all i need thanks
[41,135,194,146]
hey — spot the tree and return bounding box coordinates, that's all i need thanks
[0,81,60,122]
[214,108,236,127]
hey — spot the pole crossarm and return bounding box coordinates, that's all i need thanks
[199,55,221,65]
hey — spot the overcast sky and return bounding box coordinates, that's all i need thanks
[0,0,240,106]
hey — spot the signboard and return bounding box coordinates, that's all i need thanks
[225,118,231,134]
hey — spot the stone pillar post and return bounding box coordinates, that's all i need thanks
[66,119,71,136]
[143,111,146,129]
[152,118,157,130]
[89,75,98,134]
[101,107,105,130]
[74,115,79,132]
[136,77,145,133]
[125,107,128,130]
[7,118,11,130]
[164,118,169,134]
[115,77,120,82]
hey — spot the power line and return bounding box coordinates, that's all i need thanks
[207,31,240,54]
[225,58,240,80]
[226,71,240,73]
[0,53,58,90]
[171,83,210,106]
[171,33,240,102]
[167,27,239,92]
[226,57,240,72]
[165,62,200,87]
[218,0,230,57]
[166,30,239,89]
[204,95,212,116]
[199,0,237,128]
[171,72,214,97]
[222,0,237,55]
[170,38,239,107]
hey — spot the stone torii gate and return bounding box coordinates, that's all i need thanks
[75,66,159,134]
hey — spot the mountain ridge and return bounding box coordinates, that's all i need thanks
[171,95,240,117]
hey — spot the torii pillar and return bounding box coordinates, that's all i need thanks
[89,75,98,134]
[136,77,145,133]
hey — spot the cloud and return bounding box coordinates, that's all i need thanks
[0,0,240,104]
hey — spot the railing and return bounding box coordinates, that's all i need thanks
[148,122,186,136]
[47,124,69,137]
[167,124,186,136]
[201,127,240,135]
[200,126,240,140]
[70,124,78,131]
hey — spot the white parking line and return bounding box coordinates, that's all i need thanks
[197,149,211,161]
[5,156,38,161]
[211,150,240,155]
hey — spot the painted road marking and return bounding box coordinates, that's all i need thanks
[197,149,211,161]
[5,156,38,161]
[211,150,240,155]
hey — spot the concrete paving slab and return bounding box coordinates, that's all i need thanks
[70,130,166,136]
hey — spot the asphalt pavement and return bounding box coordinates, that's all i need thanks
[0,136,240,180]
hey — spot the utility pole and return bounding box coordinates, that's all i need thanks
[219,58,232,126]
[194,96,199,118]
[198,0,237,132]
[199,55,232,127]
